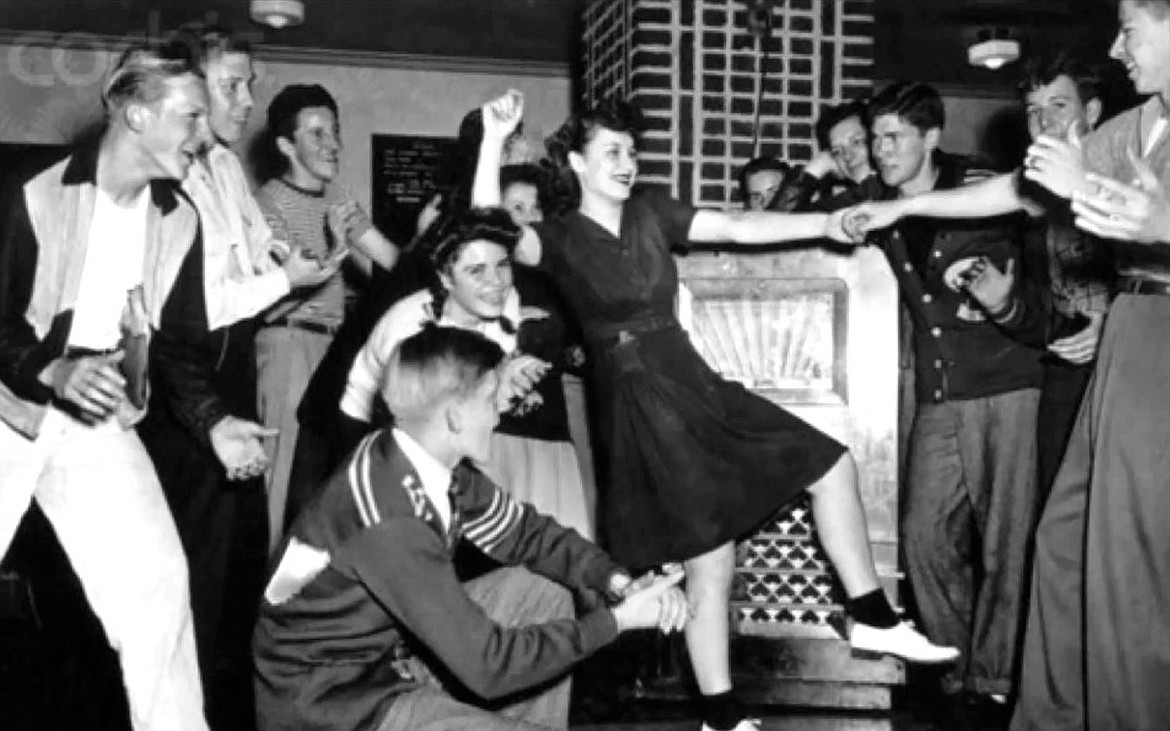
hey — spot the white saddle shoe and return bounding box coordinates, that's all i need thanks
[849,620,960,664]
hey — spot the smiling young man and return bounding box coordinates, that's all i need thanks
[0,46,211,730]
[254,325,688,730]
[132,27,338,731]
[253,84,399,551]
[843,82,1043,716]
[845,55,1115,501]
[1006,2,1170,728]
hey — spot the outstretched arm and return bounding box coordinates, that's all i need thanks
[687,207,854,245]
[849,173,1029,236]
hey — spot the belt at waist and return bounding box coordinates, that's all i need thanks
[584,315,678,344]
[264,317,340,336]
[1117,276,1170,297]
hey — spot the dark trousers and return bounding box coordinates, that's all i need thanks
[1036,359,1093,506]
[139,414,268,731]
[138,321,269,731]
[902,389,1040,696]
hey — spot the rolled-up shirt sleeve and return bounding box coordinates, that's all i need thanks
[340,291,430,422]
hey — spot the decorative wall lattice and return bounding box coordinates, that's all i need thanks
[581,0,875,208]
[733,497,845,631]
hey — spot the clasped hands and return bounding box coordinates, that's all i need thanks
[608,565,691,634]
[495,354,551,416]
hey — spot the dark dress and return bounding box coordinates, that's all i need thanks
[532,189,845,567]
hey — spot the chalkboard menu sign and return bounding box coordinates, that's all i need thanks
[371,133,457,247]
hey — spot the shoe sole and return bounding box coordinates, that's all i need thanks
[850,647,960,664]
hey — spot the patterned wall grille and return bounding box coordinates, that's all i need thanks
[582,0,875,208]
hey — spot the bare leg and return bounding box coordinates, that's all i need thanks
[807,451,881,599]
[683,541,735,694]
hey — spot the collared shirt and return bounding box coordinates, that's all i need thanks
[1083,96,1170,281]
[68,186,149,350]
[392,427,453,532]
[183,143,290,330]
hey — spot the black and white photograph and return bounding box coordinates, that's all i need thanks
[0,1,1166,729]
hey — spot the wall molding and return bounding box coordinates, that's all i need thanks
[0,29,570,78]
[873,78,1018,100]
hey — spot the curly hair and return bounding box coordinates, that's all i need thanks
[543,97,644,214]
[416,207,520,324]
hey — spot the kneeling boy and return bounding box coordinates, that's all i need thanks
[254,325,686,730]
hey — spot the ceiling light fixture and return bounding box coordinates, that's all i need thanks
[250,0,305,29]
[968,28,1019,70]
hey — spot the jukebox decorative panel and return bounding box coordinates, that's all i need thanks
[678,246,900,640]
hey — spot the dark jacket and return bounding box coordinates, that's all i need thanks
[254,429,623,731]
[803,152,1044,403]
[0,138,200,438]
[774,169,879,212]
[145,225,258,450]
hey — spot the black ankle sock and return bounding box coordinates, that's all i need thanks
[701,690,745,730]
[847,588,899,628]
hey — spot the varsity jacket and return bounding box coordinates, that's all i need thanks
[254,429,624,731]
[0,139,199,439]
[808,151,1044,403]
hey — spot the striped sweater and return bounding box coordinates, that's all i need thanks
[253,428,622,731]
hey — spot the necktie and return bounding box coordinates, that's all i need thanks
[445,473,462,551]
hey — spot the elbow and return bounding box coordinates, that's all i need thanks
[452,661,516,701]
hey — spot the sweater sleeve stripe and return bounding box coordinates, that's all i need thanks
[359,437,382,524]
[462,490,522,553]
[348,433,380,527]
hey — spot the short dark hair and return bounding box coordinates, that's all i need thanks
[382,325,505,423]
[500,163,550,209]
[1018,52,1101,106]
[737,156,790,203]
[163,24,251,72]
[815,100,868,149]
[868,82,945,133]
[266,83,339,143]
